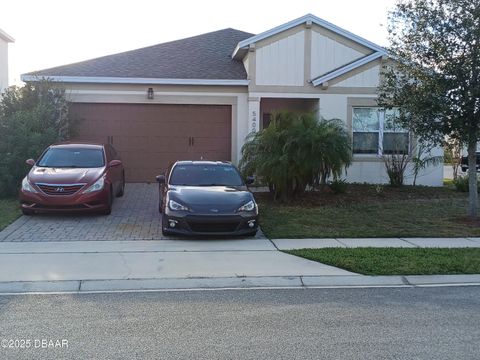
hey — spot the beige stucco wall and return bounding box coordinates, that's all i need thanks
[60,82,443,186]
[248,91,443,186]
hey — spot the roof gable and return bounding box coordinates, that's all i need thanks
[311,52,384,87]
[232,14,386,59]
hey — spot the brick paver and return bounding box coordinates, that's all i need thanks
[0,184,264,242]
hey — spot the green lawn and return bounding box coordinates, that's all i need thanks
[0,198,21,231]
[257,185,479,238]
[285,248,480,275]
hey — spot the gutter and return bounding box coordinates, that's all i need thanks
[20,75,250,86]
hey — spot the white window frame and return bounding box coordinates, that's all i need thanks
[352,107,409,156]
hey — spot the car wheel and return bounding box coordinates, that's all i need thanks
[100,188,113,215]
[161,216,170,236]
[21,208,34,216]
[117,173,125,197]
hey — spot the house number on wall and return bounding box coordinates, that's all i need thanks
[251,110,257,132]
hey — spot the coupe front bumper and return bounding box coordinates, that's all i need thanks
[162,213,258,236]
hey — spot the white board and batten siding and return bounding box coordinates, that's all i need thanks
[0,38,8,91]
[332,64,380,88]
[310,31,365,80]
[255,31,305,86]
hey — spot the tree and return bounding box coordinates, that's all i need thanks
[378,0,480,216]
[239,111,352,202]
[0,80,71,197]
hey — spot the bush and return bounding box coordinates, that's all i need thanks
[0,81,72,197]
[329,179,348,194]
[453,175,480,192]
[239,111,352,201]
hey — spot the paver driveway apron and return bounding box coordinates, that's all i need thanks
[0,184,254,242]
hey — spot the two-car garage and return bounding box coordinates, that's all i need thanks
[69,103,232,182]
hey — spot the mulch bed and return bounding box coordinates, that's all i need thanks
[455,216,480,228]
[254,184,464,208]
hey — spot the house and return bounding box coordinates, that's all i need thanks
[21,14,443,185]
[0,28,14,91]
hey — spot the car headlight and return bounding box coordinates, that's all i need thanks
[237,200,257,212]
[82,176,105,194]
[21,177,38,193]
[169,200,189,211]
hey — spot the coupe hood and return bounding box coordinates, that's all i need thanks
[168,186,253,212]
[28,166,105,185]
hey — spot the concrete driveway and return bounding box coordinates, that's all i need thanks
[0,184,264,242]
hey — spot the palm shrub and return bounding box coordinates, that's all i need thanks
[0,80,71,197]
[239,111,352,201]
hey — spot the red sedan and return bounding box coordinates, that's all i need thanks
[19,143,125,215]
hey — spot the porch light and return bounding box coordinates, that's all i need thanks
[147,87,154,99]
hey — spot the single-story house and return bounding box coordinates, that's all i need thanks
[0,28,14,92]
[22,14,443,185]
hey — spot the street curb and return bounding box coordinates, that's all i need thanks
[271,237,480,249]
[0,274,479,294]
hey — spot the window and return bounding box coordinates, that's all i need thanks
[37,147,105,168]
[169,164,244,186]
[352,107,409,155]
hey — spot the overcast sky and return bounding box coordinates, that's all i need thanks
[1,0,397,85]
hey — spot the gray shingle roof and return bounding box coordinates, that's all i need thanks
[26,28,254,80]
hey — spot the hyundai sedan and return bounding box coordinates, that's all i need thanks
[157,161,258,237]
[19,143,125,215]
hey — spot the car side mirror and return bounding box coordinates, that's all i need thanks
[245,176,255,185]
[26,159,35,166]
[109,159,122,167]
[156,175,166,184]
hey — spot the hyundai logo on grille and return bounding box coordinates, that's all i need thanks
[55,187,65,192]
[210,208,219,213]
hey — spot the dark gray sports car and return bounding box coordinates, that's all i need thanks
[156,161,258,237]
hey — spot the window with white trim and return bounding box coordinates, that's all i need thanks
[352,107,409,155]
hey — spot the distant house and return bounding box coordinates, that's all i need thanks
[21,14,443,185]
[0,28,14,91]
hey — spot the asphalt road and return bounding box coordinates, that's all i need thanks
[0,287,479,360]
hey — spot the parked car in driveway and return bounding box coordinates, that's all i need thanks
[20,143,125,215]
[156,161,258,237]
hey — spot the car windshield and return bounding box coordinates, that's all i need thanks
[37,147,105,168]
[169,164,244,186]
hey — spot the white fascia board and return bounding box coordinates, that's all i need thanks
[232,13,386,59]
[20,75,249,86]
[311,52,385,87]
[0,28,14,42]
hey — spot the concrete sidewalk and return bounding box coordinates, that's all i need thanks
[272,237,480,250]
[0,238,479,294]
[0,239,355,293]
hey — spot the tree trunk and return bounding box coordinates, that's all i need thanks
[467,139,478,217]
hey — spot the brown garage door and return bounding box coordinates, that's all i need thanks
[69,103,231,182]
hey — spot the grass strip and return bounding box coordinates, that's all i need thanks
[0,198,21,231]
[285,248,480,275]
